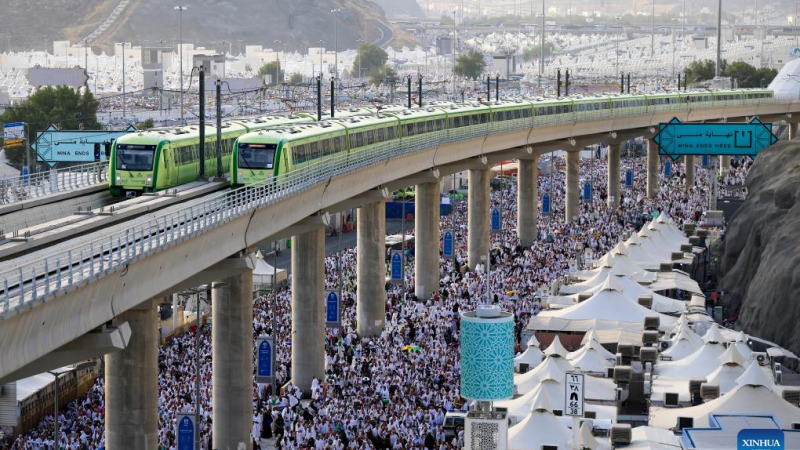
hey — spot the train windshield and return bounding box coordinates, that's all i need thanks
[238,143,276,170]
[116,144,156,171]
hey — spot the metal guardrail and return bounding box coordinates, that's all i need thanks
[0,162,109,205]
[0,97,794,319]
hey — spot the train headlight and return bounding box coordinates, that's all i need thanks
[238,171,243,178]
[115,175,121,184]
[145,176,153,186]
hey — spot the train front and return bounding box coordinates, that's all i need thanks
[232,132,281,186]
[109,133,162,196]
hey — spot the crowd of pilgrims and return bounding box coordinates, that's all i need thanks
[8,152,746,450]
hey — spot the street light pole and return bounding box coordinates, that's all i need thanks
[651,0,655,57]
[615,16,620,78]
[540,0,545,80]
[453,10,457,98]
[715,0,722,77]
[274,40,281,85]
[174,5,188,124]
[332,8,341,79]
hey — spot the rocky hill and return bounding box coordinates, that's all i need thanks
[5,0,416,53]
[718,141,800,355]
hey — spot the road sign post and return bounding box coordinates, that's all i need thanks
[255,336,274,384]
[490,208,501,232]
[653,117,778,160]
[542,193,551,215]
[442,229,454,259]
[325,290,341,328]
[390,250,403,284]
[665,160,671,177]
[583,182,591,201]
[566,372,585,448]
[176,413,195,450]
[625,169,633,187]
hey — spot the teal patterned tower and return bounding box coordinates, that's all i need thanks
[460,306,514,401]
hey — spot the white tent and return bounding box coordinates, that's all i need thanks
[575,243,657,284]
[252,257,287,287]
[655,324,728,379]
[569,344,614,373]
[553,271,686,315]
[570,331,616,361]
[515,335,545,372]
[514,353,574,394]
[706,345,748,395]
[507,387,573,450]
[661,327,704,361]
[532,278,677,328]
[650,361,800,429]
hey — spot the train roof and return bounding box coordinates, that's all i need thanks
[328,114,399,130]
[383,106,448,120]
[238,121,348,143]
[117,121,249,144]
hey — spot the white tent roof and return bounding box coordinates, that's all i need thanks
[656,341,727,379]
[252,257,287,285]
[662,326,704,360]
[703,323,728,344]
[627,426,682,450]
[527,334,540,347]
[706,363,747,396]
[647,271,703,295]
[536,278,677,326]
[558,269,686,315]
[496,380,566,421]
[569,346,614,373]
[568,337,616,361]
[514,355,573,394]
[515,345,545,372]
[768,58,800,99]
[651,362,800,429]
[543,335,569,357]
[507,390,573,450]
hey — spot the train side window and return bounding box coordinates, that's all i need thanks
[377,128,386,142]
[416,122,425,134]
[453,117,462,128]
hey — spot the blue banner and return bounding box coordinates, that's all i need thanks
[325,290,340,327]
[256,338,272,380]
[34,124,136,166]
[176,414,195,450]
[490,208,501,232]
[542,193,551,214]
[702,155,709,167]
[738,429,784,450]
[442,230,454,259]
[390,251,403,283]
[625,169,633,187]
[653,117,777,160]
[583,182,591,201]
[665,161,671,176]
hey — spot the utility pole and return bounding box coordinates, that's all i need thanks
[540,0,545,80]
[174,5,188,124]
[199,65,205,179]
[715,0,722,76]
[121,43,126,121]
[216,80,223,177]
[651,0,655,57]
[332,8,341,79]
[274,40,282,86]
[453,10,457,98]
[84,39,89,91]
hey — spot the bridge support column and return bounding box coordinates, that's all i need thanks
[684,155,695,190]
[212,258,254,450]
[357,201,386,335]
[105,299,158,450]
[415,181,440,299]
[517,158,538,247]
[646,140,659,199]
[468,168,490,269]
[719,155,732,176]
[291,228,325,393]
[790,122,800,140]
[607,144,621,209]
[565,150,580,223]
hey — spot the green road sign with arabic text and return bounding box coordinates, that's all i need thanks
[652,117,778,161]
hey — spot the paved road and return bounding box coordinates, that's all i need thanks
[268,219,408,273]
[374,19,395,48]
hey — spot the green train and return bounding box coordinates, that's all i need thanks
[231,89,775,185]
[109,89,774,195]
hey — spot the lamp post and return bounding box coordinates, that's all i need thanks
[84,39,89,91]
[453,10,457,98]
[651,0,655,57]
[615,16,621,78]
[331,8,341,79]
[273,40,282,86]
[174,5,188,124]
[48,362,97,450]
[317,40,325,80]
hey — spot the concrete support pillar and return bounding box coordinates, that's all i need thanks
[291,228,325,392]
[468,168,490,269]
[607,144,621,209]
[719,155,732,176]
[684,155,695,190]
[357,201,386,335]
[415,181,441,299]
[565,150,580,223]
[105,299,158,450]
[789,122,800,140]
[517,158,538,247]
[212,263,254,450]
[646,139,659,198]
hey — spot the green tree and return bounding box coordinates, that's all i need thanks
[258,62,285,85]
[0,85,100,166]
[136,118,154,130]
[683,59,723,84]
[455,49,486,79]
[353,43,388,77]
[723,61,777,88]
[369,65,397,85]
[289,73,304,85]
[522,43,555,62]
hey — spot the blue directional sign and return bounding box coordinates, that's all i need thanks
[625,169,633,187]
[256,336,273,383]
[542,193,551,214]
[583,182,591,201]
[21,166,29,183]
[442,229,454,259]
[664,160,672,176]
[702,155,709,167]
[176,414,195,450]
[490,208,501,232]
[33,124,136,166]
[653,117,778,161]
[325,290,340,328]
[390,250,403,284]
